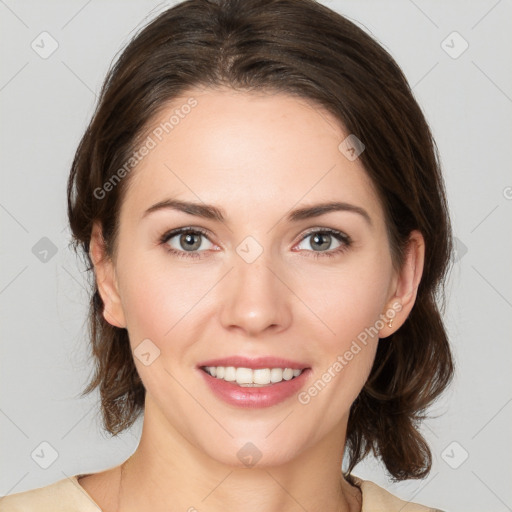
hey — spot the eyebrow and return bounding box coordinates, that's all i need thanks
[142,198,225,222]
[142,198,372,226]
[287,202,372,226]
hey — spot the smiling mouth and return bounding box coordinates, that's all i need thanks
[200,366,306,387]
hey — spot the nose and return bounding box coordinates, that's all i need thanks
[219,255,292,337]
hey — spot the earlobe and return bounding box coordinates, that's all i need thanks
[89,222,127,329]
[379,230,425,338]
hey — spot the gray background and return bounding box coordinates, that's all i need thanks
[1,1,511,511]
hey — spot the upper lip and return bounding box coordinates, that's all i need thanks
[197,356,309,370]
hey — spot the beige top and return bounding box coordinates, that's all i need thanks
[0,474,443,511]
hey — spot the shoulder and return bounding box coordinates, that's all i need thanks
[352,476,446,512]
[0,475,101,512]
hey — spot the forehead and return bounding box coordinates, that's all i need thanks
[120,87,384,226]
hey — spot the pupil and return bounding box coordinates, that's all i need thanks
[312,233,330,251]
[181,233,200,251]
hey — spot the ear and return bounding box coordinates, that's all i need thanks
[89,221,127,329]
[379,230,425,338]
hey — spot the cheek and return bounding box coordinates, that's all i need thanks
[294,253,391,408]
[301,253,392,347]
[115,247,202,342]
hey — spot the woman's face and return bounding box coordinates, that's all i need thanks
[97,87,407,467]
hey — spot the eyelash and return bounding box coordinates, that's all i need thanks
[159,227,352,261]
[159,227,214,261]
[296,228,352,259]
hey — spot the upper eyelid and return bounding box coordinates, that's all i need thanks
[161,226,350,248]
[299,226,350,240]
[161,226,212,238]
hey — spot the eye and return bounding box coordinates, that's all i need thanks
[295,228,351,258]
[160,227,215,260]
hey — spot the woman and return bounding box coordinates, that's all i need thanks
[0,0,453,510]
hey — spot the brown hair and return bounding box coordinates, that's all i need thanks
[67,0,454,481]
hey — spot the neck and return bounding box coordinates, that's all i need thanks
[116,397,361,512]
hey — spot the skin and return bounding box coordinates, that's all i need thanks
[82,87,425,512]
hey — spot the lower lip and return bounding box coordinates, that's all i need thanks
[198,368,311,408]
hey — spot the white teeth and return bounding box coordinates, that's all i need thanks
[236,367,254,384]
[283,368,294,380]
[253,368,271,385]
[224,366,236,381]
[203,366,305,386]
[270,368,282,383]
